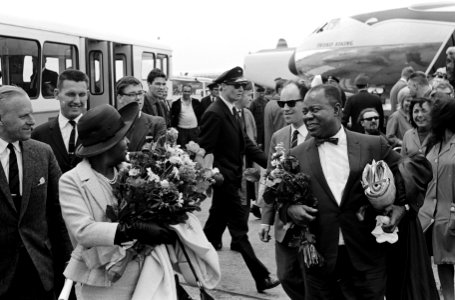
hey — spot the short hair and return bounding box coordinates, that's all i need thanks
[357,107,379,125]
[401,66,415,79]
[244,82,253,91]
[397,87,411,107]
[182,84,192,91]
[429,94,455,144]
[282,80,309,99]
[446,46,455,57]
[307,84,342,106]
[408,71,429,86]
[146,68,166,84]
[0,85,29,118]
[116,76,142,96]
[275,78,287,94]
[409,98,433,128]
[57,69,89,90]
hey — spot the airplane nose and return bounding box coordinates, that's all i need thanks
[288,50,298,76]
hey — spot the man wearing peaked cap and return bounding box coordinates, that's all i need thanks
[198,66,280,292]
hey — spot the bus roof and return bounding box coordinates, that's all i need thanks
[0,13,172,51]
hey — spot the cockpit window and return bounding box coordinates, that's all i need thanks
[314,19,341,33]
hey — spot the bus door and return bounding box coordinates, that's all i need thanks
[113,43,133,83]
[427,30,455,75]
[86,38,114,108]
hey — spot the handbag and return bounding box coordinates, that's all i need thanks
[176,238,215,300]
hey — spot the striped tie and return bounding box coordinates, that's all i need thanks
[7,143,20,210]
[291,130,299,148]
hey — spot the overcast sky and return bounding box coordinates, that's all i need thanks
[4,0,436,74]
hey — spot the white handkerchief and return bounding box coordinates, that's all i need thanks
[371,215,399,244]
[38,177,46,186]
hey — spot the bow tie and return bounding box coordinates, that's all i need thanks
[315,137,339,147]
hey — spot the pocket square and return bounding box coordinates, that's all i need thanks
[37,177,46,186]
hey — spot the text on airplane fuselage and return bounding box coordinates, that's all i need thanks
[317,41,354,48]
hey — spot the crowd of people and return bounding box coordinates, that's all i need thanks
[3,46,455,300]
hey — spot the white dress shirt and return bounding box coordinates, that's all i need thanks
[58,113,82,152]
[291,123,308,145]
[0,138,23,195]
[317,127,349,245]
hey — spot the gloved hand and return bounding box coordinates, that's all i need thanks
[115,221,176,246]
[382,205,406,233]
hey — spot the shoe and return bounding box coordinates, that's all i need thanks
[256,276,280,293]
[210,241,222,251]
[251,205,262,219]
[230,243,241,252]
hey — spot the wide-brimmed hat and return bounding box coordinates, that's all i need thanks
[76,102,139,158]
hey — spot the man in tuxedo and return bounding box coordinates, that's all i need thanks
[0,85,72,299]
[260,80,308,299]
[116,76,166,151]
[198,66,280,293]
[32,69,88,174]
[200,82,219,115]
[282,84,405,299]
[142,68,171,127]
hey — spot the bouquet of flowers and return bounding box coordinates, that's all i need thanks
[262,143,323,268]
[103,129,221,283]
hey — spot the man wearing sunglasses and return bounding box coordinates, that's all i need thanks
[199,66,280,293]
[115,76,166,151]
[260,80,309,300]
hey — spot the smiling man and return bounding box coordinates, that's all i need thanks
[260,80,308,300]
[32,69,89,173]
[281,84,405,299]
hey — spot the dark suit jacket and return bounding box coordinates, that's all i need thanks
[200,95,217,115]
[288,130,401,273]
[342,90,385,133]
[127,112,166,151]
[198,98,267,186]
[170,98,203,128]
[142,94,170,127]
[0,139,72,295]
[31,117,82,174]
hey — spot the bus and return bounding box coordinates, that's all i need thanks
[0,14,172,125]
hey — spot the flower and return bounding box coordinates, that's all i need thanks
[128,168,140,177]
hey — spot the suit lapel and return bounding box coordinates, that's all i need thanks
[20,141,34,219]
[0,162,16,213]
[340,130,361,206]
[78,160,110,210]
[128,114,148,151]
[50,118,70,163]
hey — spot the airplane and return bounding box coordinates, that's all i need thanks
[244,2,455,99]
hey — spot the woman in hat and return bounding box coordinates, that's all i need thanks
[58,103,175,300]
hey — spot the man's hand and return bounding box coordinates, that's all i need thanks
[259,224,271,242]
[287,204,317,226]
[382,205,406,233]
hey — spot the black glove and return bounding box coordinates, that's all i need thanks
[115,221,176,246]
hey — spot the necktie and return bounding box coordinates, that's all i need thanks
[291,130,299,148]
[68,120,76,155]
[232,107,240,122]
[7,143,20,210]
[315,137,339,147]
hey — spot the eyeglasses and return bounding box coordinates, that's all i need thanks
[362,116,379,121]
[277,99,304,108]
[120,90,145,97]
[225,82,247,89]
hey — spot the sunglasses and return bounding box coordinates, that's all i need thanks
[225,82,247,89]
[363,116,379,121]
[277,99,303,108]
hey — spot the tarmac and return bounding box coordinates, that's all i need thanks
[181,195,448,300]
[180,197,289,300]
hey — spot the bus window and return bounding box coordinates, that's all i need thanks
[157,53,169,76]
[115,54,126,83]
[0,57,2,85]
[42,42,78,97]
[142,52,155,80]
[0,36,39,98]
[89,51,103,94]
